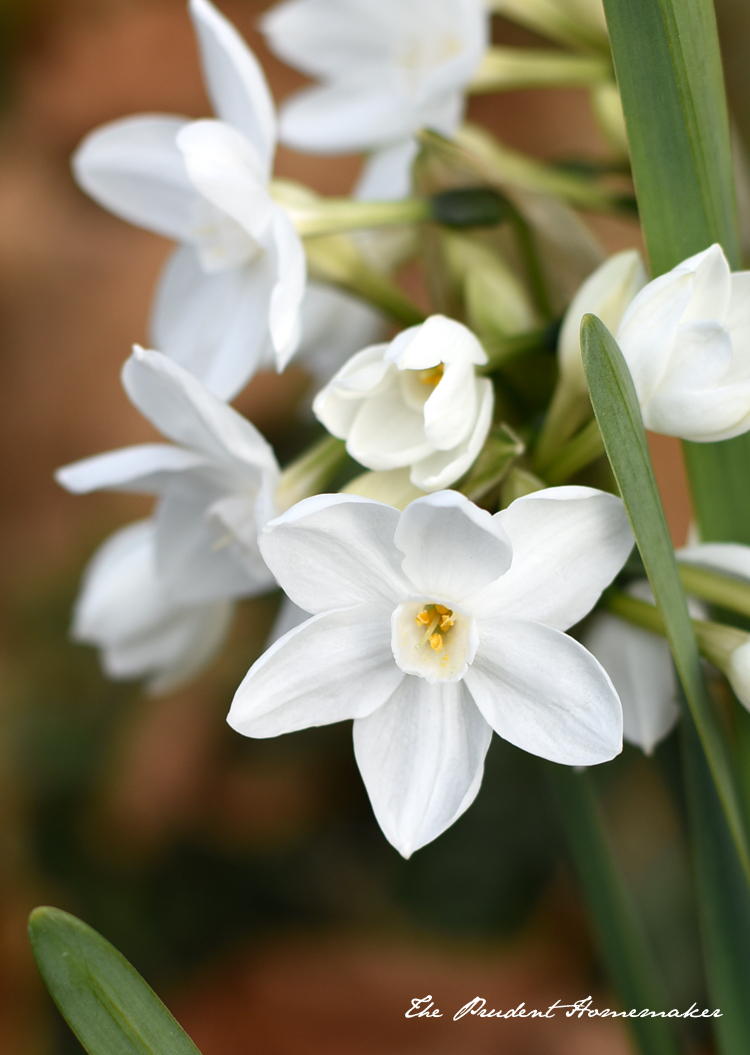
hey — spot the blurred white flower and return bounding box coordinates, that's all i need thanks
[616,243,750,442]
[73,0,305,400]
[57,347,280,604]
[228,486,632,856]
[296,283,385,394]
[72,520,233,694]
[584,542,750,753]
[313,314,493,491]
[262,0,489,198]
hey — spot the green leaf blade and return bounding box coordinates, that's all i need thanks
[580,313,750,882]
[28,906,203,1055]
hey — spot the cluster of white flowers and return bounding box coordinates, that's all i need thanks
[60,0,750,854]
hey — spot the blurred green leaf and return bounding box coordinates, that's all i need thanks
[28,907,203,1055]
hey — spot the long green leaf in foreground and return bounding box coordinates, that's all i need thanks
[580,314,750,882]
[28,906,203,1055]
[682,721,750,1055]
[549,766,682,1055]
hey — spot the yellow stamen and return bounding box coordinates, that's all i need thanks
[416,610,432,625]
[418,364,444,386]
[429,633,443,651]
[434,604,450,614]
[439,614,453,630]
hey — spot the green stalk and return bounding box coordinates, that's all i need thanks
[469,48,611,93]
[542,417,604,485]
[548,766,683,1055]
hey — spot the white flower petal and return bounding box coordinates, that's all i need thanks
[228,605,403,736]
[259,493,408,612]
[558,249,647,391]
[177,120,273,240]
[56,444,207,496]
[473,487,633,629]
[265,207,307,369]
[389,314,486,370]
[347,387,434,469]
[277,79,418,153]
[679,243,732,325]
[353,675,492,857]
[395,491,512,601]
[154,488,273,604]
[617,271,694,404]
[296,283,385,389]
[122,348,278,478]
[189,0,277,176]
[356,139,419,201]
[411,377,493,491]
[151,246,276,400]
[73,519,233,693]
[72,116,196,240]
[582,610,679,754]
[465,619,622,765]
[423,362,478,449]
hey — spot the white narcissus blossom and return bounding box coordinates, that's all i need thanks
[616,243,750,442]
[72,520,234,694]
[73,0,305,400]
[313,314,493,491]
[262,0,489,199]
[56,347,280,607]
[228,487,633,856]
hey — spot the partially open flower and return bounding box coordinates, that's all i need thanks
[313,314,493,491]
[617,243,750,442]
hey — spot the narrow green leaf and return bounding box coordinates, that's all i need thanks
[682,720,750,1054]
[602,0,738,274]
[580,314,750,882]
[28,907,203,1055]
[549,766,683,1055]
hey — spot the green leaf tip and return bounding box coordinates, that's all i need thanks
[28,905,203,1055]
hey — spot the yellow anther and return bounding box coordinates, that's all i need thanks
[418,365,444,386]
[416,610,432,625]
[429,633,443,651]
[434,604,450,615]
[439,615,453,630]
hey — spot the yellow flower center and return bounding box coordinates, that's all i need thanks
[418,364,444,386]
[415,603,454,651]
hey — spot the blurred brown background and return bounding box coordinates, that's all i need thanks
[0,1,730,1052]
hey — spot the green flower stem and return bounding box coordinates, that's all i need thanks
[469,47,611,93]
[287,197,431,237]
[678,563,750,621]
[275,435,348,513]
[540,416,604,485]
[548,766,683,1055]
[480,327,551,370]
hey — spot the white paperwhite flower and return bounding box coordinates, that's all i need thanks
[313,314,493,491]
[297,283,385,394]
[73,0,305,400]
[228,487,633,856]
[616,243,750,442]
[73,519,234,694]
[262,0,489,199]
[56,347,280,605]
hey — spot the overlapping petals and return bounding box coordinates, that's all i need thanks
[57,348,280,604]
[313,314,494,490]
[617,244,750,442]
[229,487,633,855]
[72,519,234,693]
[72,0,305,399]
